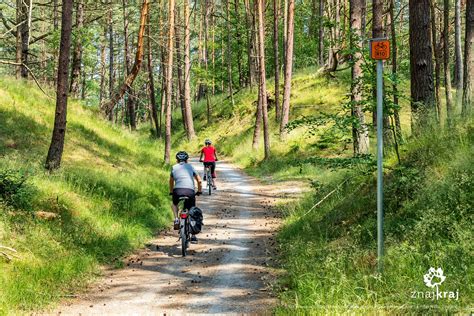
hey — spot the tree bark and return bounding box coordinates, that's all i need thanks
[280,0,295,139]
[444,0,454,125]
[234,0,244,86]
[431,1,442,121]
[99,28,107,107]
[122,0,136,130]
[19,0,32,78]
[175,7,187,133]
[107,3,115,120]
[45,0,73,170]
[146,11,159,138]
[273,0,281,121]
[409,0,435,129]
[318,0,324,66]
[226,0,235,107]
[164,0,175,163]
[183,0,196,139]
[257,0,270,159]
[454,0,463,97]
[389,0,401,139]
[462,0,473,115]
[70,0,84,96]
[350,0,369,155]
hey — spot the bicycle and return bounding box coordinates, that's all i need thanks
[204,165,212,196]
[177,194,201,257]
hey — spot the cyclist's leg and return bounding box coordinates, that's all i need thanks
[171,191,180,229]
[211,162,217,188]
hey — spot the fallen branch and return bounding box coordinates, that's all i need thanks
[301,177,351,218]
[0,245,18,253]
[0,60,52,99]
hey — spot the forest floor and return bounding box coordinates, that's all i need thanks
[45,159,305,315]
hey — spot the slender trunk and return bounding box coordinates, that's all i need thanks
[164,0,175,163]
[183,0,195,139]
[389,0,402,139]
[226,0,235,107]
[146,12,159,137]
[350,0,369,155]
[235,0,244,86]
[454,0,463,98]
[175,7,187,133]
[19,0,32,78]
[273,0,281,121]
[280,0,295,139]
[45,0,73,170]
[319,0,324,66]
[444,0,454,125]
[409,0,436,129]
[257,0,270,159]
[99,31,107,106]
[108,4,115,120]
[70,0,84,96]
[122,0,136,130]
[53,0,59,30]
[431,1,442,121]
[462,0,473,115]
[15,0,22,79]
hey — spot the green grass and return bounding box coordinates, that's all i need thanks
[0,78,170,314]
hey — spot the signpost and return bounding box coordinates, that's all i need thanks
[370,38,390,273]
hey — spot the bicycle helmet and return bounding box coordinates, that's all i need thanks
[176,151,189,162]
[205,139,212,145]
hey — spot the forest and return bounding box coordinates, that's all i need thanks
[0,0,473,313]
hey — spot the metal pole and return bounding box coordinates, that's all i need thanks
[376,59,384,272]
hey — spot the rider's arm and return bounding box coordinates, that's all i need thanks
[199,149,204,162]
[194,173,203,192]
[214,148,218,161]
[169,176,174,194]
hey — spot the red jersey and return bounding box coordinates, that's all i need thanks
[201,146,216,162]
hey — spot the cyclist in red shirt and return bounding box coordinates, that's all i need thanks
[199,139,218,190]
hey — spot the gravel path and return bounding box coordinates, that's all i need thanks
[48,159,300,315]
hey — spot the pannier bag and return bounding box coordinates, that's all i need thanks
[188,206,204,234]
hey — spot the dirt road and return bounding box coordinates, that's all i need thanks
[51,160,300,315]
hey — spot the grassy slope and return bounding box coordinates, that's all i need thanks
[0,78,170,314]
[178,69,472,312]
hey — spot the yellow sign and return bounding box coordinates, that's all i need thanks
[371,40,390,60]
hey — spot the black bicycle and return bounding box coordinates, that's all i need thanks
[177,194,201,257]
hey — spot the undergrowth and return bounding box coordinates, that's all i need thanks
[0,78,170,314]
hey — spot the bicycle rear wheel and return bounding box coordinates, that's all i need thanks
[207,170,212,195]
[180,221,187,256]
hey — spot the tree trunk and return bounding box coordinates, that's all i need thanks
[444,0,454,126]
[350,0,369,155]
[122,0,136,131]
[431,1,442,121]
[99,29,107,107]
[409,0,435,129]
[235,0,244,86]
[19,0,32,78]
[108,4,115,120]
[318,0,325,66]
[462,0,473,115]
[53,0,59,30]
[175,7,187,133]
[183,0,196,139]
[244,0,257,87]
[69,0,84,96]
[146,12,159,138]
[103,0,150,119]
[256,0,270,159]
[454,0,463,98]
[273,0,281,121]
[164,0,175,163]
[15,0,22,79]
[280,0,295,139]
[389,0,402,139]
[45,0,73,170]
[226,0,235,107]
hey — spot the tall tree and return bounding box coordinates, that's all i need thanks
[257,0,270,159]
[454,0,463,99]
[273,0,281,121]
[183,0,196,139]
[146,11,159,137]
[164,0,175,163]
[444,0,454,125]
[122,0,136,130]
[19,0,32,78]
[462,0,473,115]
[226,0,235,107]
[318,0,325,66]
[69,0,84,96]
[431,1,442,119]
[45,0,73,170]
[350,0,369,155]
[409,0,435,128]
[389,0,401,138]
[280,0,295,138]
[107,3,115,120]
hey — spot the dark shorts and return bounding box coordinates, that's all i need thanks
[172,188,196,209]
[203,162,216,178]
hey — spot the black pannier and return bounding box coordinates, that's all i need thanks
[188,206,203,234]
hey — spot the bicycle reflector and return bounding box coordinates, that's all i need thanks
[180,213,188,219]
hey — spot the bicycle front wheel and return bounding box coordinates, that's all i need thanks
[207,171,212,195]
